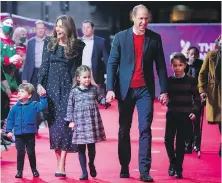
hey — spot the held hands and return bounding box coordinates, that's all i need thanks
[189,113,196,121]
[37,84,46,96]
[7,132,13,138]
[159,93,168,105]
[68,122,75,130]
[106,91,115,103]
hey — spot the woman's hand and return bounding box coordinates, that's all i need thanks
[68,122,75,130]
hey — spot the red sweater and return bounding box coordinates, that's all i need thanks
[130,33,146,88]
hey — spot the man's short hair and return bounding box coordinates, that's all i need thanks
[35,20,45,26]
[132,4,148,16]
[18,83,35,96]
[82,20,94,28]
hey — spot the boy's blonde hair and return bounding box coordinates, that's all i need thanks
[18,83,35,96]
[73,65,97,87]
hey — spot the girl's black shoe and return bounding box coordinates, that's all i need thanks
[15,170,23,178]
[89,164,97,177]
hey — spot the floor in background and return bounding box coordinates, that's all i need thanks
[1,100,221,183]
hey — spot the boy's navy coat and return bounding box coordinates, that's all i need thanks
[6,96,48,135]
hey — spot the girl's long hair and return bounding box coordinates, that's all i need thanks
[72,65,97,88]
[47,15,79,59]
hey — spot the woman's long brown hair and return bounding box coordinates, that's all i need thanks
[47,15,78,59]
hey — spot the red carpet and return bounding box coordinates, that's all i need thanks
[1,100,221,183]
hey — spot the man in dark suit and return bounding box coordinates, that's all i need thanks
[22,20,46,132]
[81,20,109,96]
[106,4,168,182]
[185,46,203,153]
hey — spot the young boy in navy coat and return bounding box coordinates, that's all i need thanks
[6,83,48,178]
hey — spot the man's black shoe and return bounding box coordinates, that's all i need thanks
[139,174,154,182]
[174,171,183,179]
[168,164,175,176]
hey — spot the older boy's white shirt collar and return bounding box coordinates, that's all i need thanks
[173,72,185,78]
[133,27,145,35]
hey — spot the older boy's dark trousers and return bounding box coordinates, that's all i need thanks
[117,87,154,174]
[15,134,36,171]
[164,111,193,172]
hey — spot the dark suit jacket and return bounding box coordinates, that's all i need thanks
[22,37,37,82]
[106,27,168,100]
[85,36,109,85]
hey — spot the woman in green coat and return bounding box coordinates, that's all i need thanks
[198,35,221,156]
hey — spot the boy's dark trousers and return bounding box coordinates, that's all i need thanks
[78,143,96,174]
[15,134,36,171]
[164,111,193,172]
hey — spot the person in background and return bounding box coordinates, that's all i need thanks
[106,4,168,182]
[12,27,27,85]
[1,68,11,146]
[6,83,48,178]
[0,16,22,143]
[164,52,200,179]
[198,35,221,157]
[22,20,47,133]
[184,46,203,153]
[81,20,109,98]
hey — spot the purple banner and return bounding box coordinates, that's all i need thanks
[148,24,221,97]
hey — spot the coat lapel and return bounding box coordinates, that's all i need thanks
[143,29,150,58]
[128,27,135,65]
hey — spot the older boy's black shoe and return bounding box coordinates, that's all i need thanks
[139,174,154,182]
[174,171,183,179]
[32,169,40,177]
[89,164,97,177]
[168,164,175,176]
[15,170,23,178]
[120,166,130,178]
